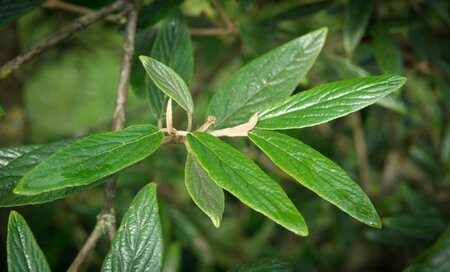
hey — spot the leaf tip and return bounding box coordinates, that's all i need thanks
[138,55,149,63]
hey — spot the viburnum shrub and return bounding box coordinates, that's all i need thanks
[1,23,406,270]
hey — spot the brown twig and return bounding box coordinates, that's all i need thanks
[190,0,237,37]
[351,112,372,196]
[66,1,139,271]
[0,0,130,81]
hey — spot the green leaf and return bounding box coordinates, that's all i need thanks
[186,132,308,236]
[0,145,40,168]
[146,10,193,119]
[140,56,193,114]
[102,183,163,272]
[373,24,403,74]
[249,130,381,228]
[328,55,407,114]
[14,125,163,195]
[131,28,158,98]
[0,139,109,207]
[0,0,44,26]
[207,28,328,130]
[7,211,51,272]
[229,257,293,272]
[138,0,184,28]
[185,152,225,228]
[256,75,406,130]
[343,0,374,54]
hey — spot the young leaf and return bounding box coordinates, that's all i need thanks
[146,10,193,119]
[102,183,163,272]
[207,28,327,130]
[373,24,403,74]
[186,132,308,236]
[256,75,406,130]
[343,0,374,54]
[14,125,163,195]
[185,152,225,228]
[7,211,51,272]
[249,130,381,228]
[0,139,109,207]
[140,56,193,114]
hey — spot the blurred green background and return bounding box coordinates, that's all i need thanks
[0,0,449,271]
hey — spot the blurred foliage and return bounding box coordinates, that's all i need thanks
[0,0,449,271]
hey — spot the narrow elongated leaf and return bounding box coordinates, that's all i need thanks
[343,0,373,54]
[256,75,406,130]
[146,10,193,119]
[229,257,293,272]
[140,56,193,114]
[0,0,44,26]
[15,125,164,195]
[7,211,51,272]
[186,132,308,236]
[0,145,40,167]
[102,183,163,272]
[249,130,381,228]
[185,153,225,228]
[207,28,327,129]
[328,55,406,114]
[0,139,110,207]
[373,24,403,74]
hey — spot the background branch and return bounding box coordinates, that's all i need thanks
[66,0,139,270]
[351,112,372,196]
[0,0,130,81]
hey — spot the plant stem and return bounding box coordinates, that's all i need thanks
[351,112,372,196]
[66,1,139,270]
[0,0,130,81]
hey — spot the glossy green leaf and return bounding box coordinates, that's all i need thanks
[186,132,308,236]
[343,0,373,54]
[256,75,406,130]
[146,10,193,119]
[207,28,327,129]
[185,152,225,228]
[373,24,403,74]
[140,56,193,114]
[0,139,109,207]
[15,125,164,195]
[0,145,40,168]
[131,28,158,98]
[328,55,407,114]
[102,183,163,272]
[7,211,51,272]
[249,130,381,228]
[0,0,44,26]
[229,257,293,272]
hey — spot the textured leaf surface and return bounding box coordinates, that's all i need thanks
[140,56,193,114]
[146,10,193,119]
[0,0,44,26]
[249,130,381,228]
[0,139,109,207]
[15,125,163,195]
[229,257,293,272]
[256,75,406,130]
[328,55,406,114]
[343,0,373,54]
[7,211,51,272]
[207,28,327,129]
[373,24,403,74]
[185,153,224,228]
[187,132,308,236]
[102,183,163,272]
